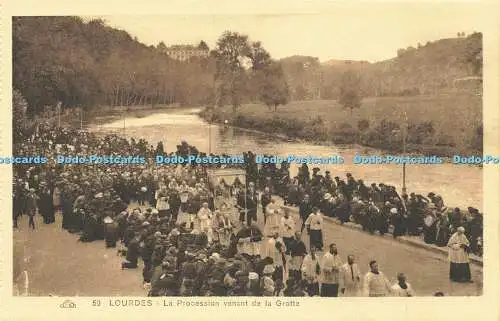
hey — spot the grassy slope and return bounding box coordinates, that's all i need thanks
[206,94,482,154]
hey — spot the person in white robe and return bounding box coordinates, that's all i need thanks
[280,210,296,255]
[340,255,362,297]
[363,260,392,297]
[235,222,263,257]
[447,226,473,283]
[263,232,287,281]
[155,186,170,217]
[390,273,416,297]
[301,250,321,296]
[304,207,324,251]
[320,243,342,297]
[264,200,282,237]
[196,202,213,242]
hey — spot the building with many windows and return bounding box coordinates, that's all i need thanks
[162,45,210,61]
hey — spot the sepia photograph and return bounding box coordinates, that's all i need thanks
[10,6,487,301]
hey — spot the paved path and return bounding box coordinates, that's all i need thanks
[13,203,482,297]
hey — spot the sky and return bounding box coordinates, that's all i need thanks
[92,3,485,63]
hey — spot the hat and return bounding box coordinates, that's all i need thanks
[457,226,465,233]
[95,192,103,198]
[154,231,162,238]
[263,265,275,275]
[390,208,398,214]
[141,221,150,227]
[210,253,220,260]
[103,216,113,224]
[248,272,259,280]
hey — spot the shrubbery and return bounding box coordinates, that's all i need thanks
[203,108,480,157]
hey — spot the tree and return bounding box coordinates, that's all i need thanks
[157,41,167,51]
[13,89,28,143]
[198,40,209,51]
[339,70,362,115]
[213,31,252,112]
[259,62,289,111]
[462,32,482,76]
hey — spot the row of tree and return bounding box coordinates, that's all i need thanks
[13,17,481,116]
[13,16,292,115]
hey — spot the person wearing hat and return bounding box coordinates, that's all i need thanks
[247,272,261,296]
[299,194,313,232]
[261,265,276,296]
[243,182,258,227]
[304,207,324,251]
[38,183,55,224]
[319,192,334,218]
[447,226,473,283]
[449,207,464,234]
[149,261,173,296]
[435,209,450,247]
[390,207,406,238]
[122,233,141,269]
[103,216,118,248]
[311,167,323,187]
[260,187,272,224]
[423,203,437,244]
[25,188,38,230]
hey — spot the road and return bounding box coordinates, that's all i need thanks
[13,204,482,297]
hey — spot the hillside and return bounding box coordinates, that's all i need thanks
[279,34,482,100]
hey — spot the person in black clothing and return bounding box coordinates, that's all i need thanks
[38,184,55,224]
[122,233,141,269]
[299,194,312,232]
[261,187,272,224]
[168,191,181,224]
[289,231,307,280]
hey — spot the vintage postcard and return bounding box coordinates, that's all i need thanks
[0,0,499,320]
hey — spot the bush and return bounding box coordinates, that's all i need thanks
[357,119,370,132]
[470,124,483,152]
[408,121,435,144]
[435,133,456,147]
[331,122,358,144]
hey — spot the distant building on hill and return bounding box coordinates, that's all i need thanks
[162,44,210,61]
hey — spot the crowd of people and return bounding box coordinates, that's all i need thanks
[12,121,481,296]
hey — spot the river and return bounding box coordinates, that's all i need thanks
[90,107,482,210]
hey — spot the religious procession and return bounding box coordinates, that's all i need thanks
[13,122,481,296]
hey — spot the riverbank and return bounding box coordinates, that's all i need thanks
[200,95,482,157]
[44,104,198,130]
